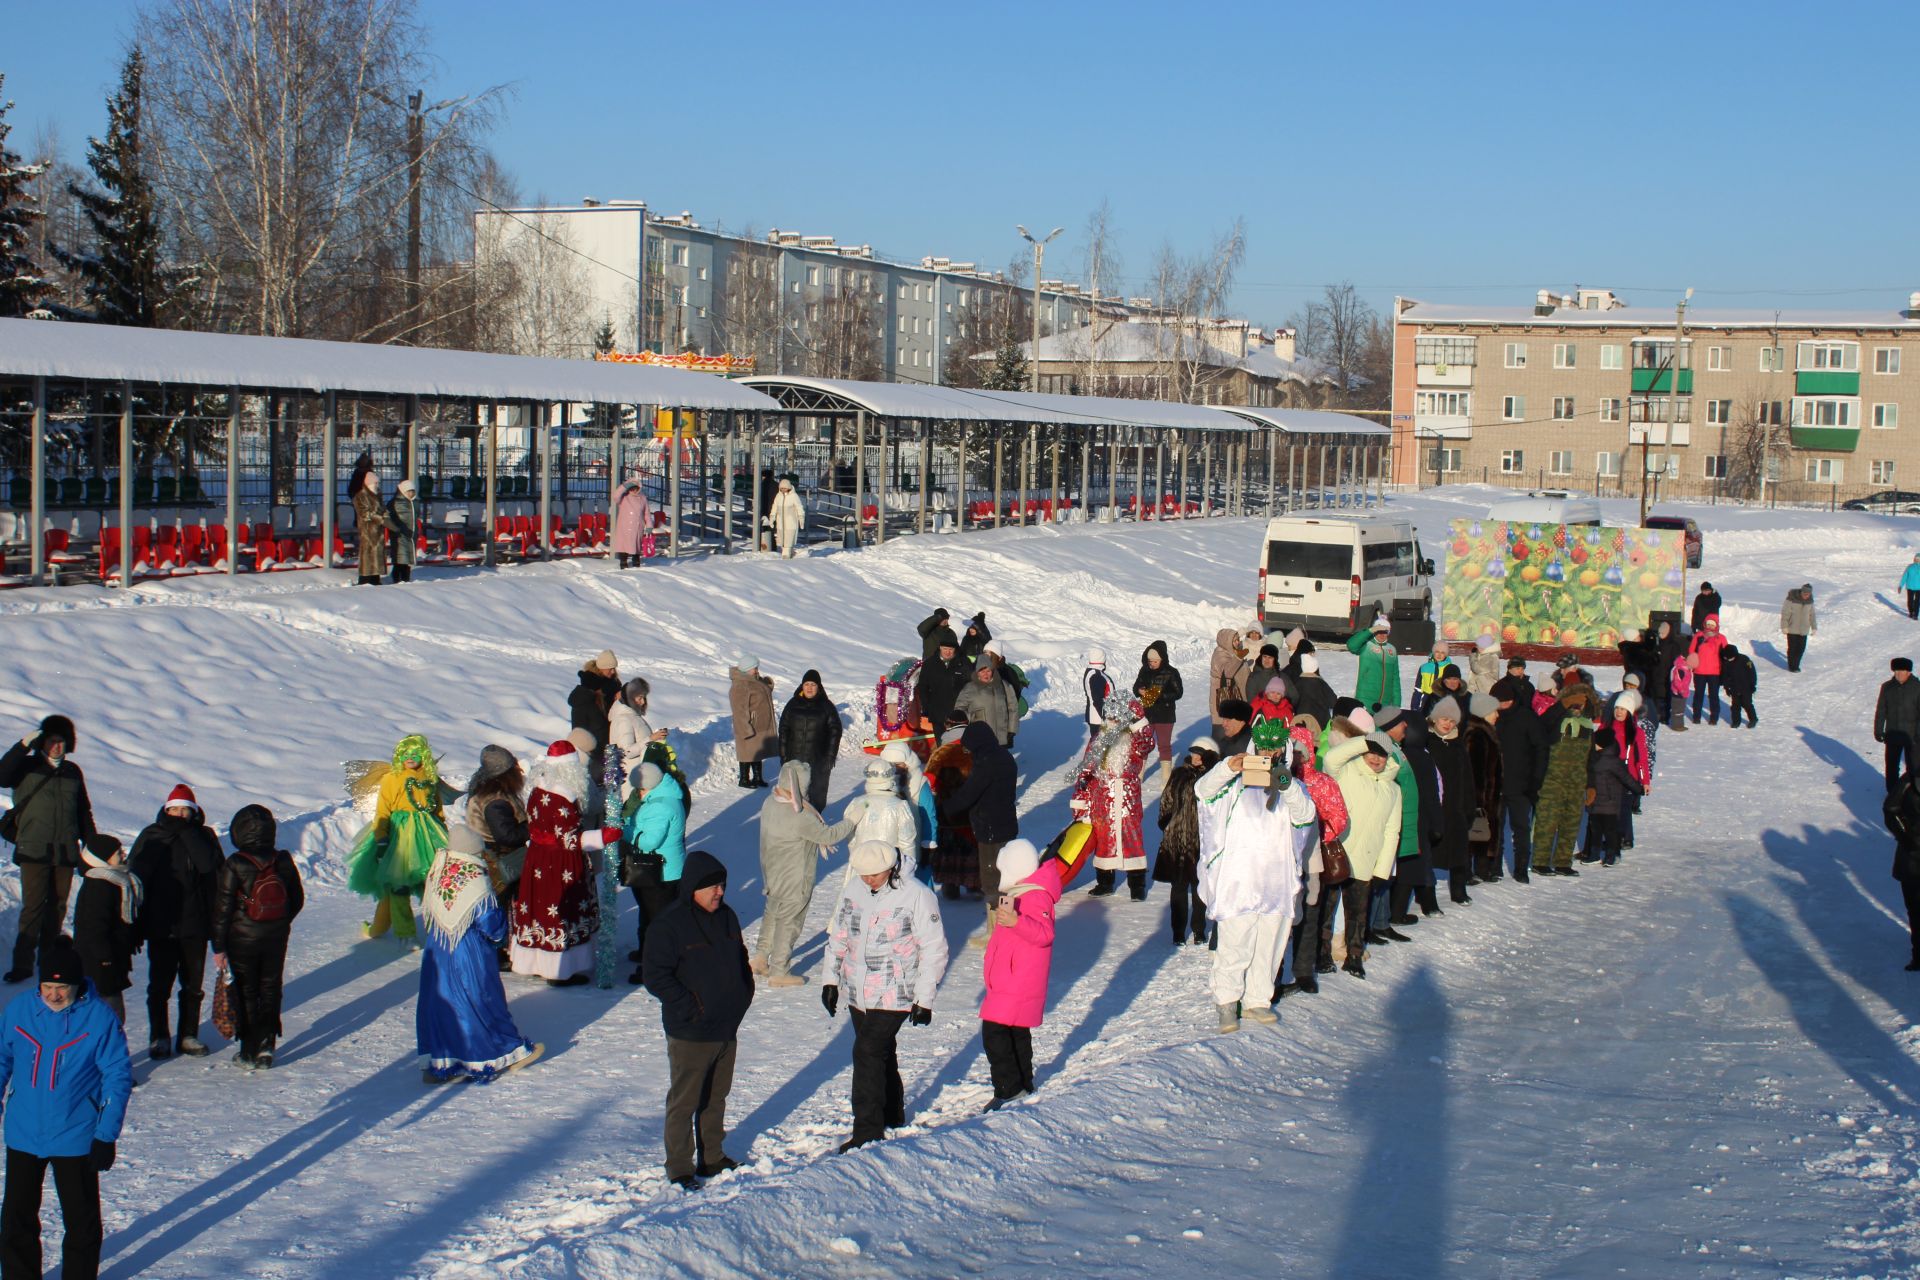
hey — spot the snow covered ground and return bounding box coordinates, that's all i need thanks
[3,485,1919,1278]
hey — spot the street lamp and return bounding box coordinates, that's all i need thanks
[1017,224,1064,394]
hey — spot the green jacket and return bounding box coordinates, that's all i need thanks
[1383,739,1422,860]
[0,742,97,868]
[1345,628,1403,709]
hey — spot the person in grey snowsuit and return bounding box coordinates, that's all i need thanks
[754,762,858,986]
[954,656,1020,747]
[1780,584,1815,673]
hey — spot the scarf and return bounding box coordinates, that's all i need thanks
[422,850,493,948]
[80,848,142,925]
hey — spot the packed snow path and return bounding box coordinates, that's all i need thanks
[2,488,1917,1277]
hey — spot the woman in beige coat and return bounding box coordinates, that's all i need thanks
[353,470,387,585]
[730,657,777,788]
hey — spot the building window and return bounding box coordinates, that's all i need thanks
[1758,400,1787,425]
[1873,459,1898,485]
[1504,342,1527,369]
[697,266,708,282]
[1599,397,1623,422]
[1795,397,1857,427]
[897,350,907,367]
[1427,447,1462,474]
[1759,346,1785,372]
[1414,391,1470,416]
[1553,342,1577,369]
[1549,449,1573,475]
[1552,396,1575,420]
[958,288,969,306]
[1633,339,1691,370]
[696,306,706,319]
[1805,458,1844,483]
[1500,449,1525,474]
[1874,403,1899,429]
[1704,455,1729,480]
[1502,395,1525,421]
[1706,399,1732,425]
[1877,347,1902,374]
[1707,345,1730,371]
[898,284,909,300]
[1631,396,1694,423]
[1600,344,1624,370]
[897,317,907,333]
[1596,451,1621,478]
[671,245,688,266]
[1415,335,1477,366]
[1796,340,1859,372]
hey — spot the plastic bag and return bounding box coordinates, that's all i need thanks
[212,969,237,1040]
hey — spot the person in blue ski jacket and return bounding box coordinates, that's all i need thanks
[0,936,131,1280]
[1902,553,1920,620]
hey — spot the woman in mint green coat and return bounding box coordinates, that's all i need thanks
[1345,619,1403,710]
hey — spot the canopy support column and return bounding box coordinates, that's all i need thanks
[1105,427,1117,522]
[1153,433,1165,521]
[1201,435,1213,518]
[117,382,133,589]
[225,389,240,576]
[1079,426,1092,521]
[875,415,888,546]
[28,377,45,585]
[405,393,419,498]
[720,410,734,553]
[750,412,765,552]
[483,403,498,567]
[322,391,338,573]
[1049,430,1060,524]
[669,407,682,558]
[1237,439,1249,516]
[917,420,931,535]
[1135,438,1146,521]
[608,406,623,529]
[1267,430,1277,514]
[992,429,1003,530]
[958,422,970,530]
[852,409,866,549]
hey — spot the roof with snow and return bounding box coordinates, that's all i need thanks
[739,375,1260,432]
[1223,407,1389,437]
[0,318,781,411]
[1399,302,1920,331]
[1008,320,1342,385]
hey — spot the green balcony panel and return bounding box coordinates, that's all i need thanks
[1790,425,1860,452]
[1795,370,1859,396]
[1629,368,1694,394]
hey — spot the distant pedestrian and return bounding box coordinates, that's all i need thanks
[1345,617,1402,711]
[1132,640,1184,778]
[1876,658,1920,793]
[1690,581,1722,632]
[1780,584,1816,672]
[71,835,137,1025]
[766,478,805,558]
[979,839,1060,1109]
[129,784,222,1059]
[613,469,653,569]
[0,716,98,985]
[1883,768,1920,970]
[213,805,306,1069]
[1722,643,1759,728]
[729,657,777,789]
[1083,648,1114,746]
[1902,555,1920,620]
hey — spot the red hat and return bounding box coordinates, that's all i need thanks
[164,783,199,813]
[546,740,576,758]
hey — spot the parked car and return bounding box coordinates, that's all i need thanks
[1488,491,1603,526]
[1645,512,1703,568]
[1842,490,1920,515]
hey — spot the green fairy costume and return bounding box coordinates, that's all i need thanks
[347,734,450,900]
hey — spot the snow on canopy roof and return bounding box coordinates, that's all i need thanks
[741,375,1259,432]
[1399,301,1920,330]
[1223,407,1389,437]
[0,318,781,411]
[1007,320,1343,386]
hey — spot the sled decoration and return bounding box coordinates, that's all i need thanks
[875,657,923,737]
[1044,820,1095,888]
[862,731,936,758]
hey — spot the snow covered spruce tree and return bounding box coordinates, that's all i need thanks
[52,51,188,327]
[0,76,52,319]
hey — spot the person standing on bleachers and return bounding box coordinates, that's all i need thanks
[353,470,387,586]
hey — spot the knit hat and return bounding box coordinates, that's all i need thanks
[446,824,486,857]
[1615,690,1643,715]
[79,834,121,867]
[1703,615,1720,631]
[1190,736,1221,757]
[685,850,728,892]
[863,759,894,783]
[931,608,949,622]
[633,762,664,793]
[473,744,518,784]
[1897,658,1915,673]
[975,654,996,672]
[880,741,913,765]
[1507,657,1527,671]
[1284,628,1306,650]
[1299,653,1320,675]
[738,655,758,672]
[1622,672,1642,688]
[594,649,617,671]
[984,640,1004,659]
[849,841,898,876]
[1348,707,1376,733]
[1364,705,1400,733]
[995,838,1040,888]
[1363,736,1392,760]
[1087,647,1106,666]
[1369,616,1391,633]
[546,738,578,758]
[37,937,83,987]
[1468,693,1499,720]
[1700,581,1714,592]
[566,728,597,756]
[163,783,199,814]
[1218,698,1252,723]
[1427,696,1463,723]
[1475,634,1498,652]
[37,715,74,752]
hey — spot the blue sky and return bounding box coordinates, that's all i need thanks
[7,1,1918,326]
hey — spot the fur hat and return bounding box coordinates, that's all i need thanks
[1218,698,1252,723]
[446,824,486,857]
[37,715,74,752]
[594,649,617,671]
[1427,696,1462,723]
[1190,736,1221,757]
[1468,693,1499,720]
[473,745,518,785]
[1087,647,1106,666]
[566,728,597,756]
[1291,713,1323,740]
[995,838,1040,888]
[38,937,83,987]
[163,783,199,814]
[633,762,664,793]
[849,841,898,876]
[738,655,759,672]
[1897,658,1915,673]
[1299,653,1320,675]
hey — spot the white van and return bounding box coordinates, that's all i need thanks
[1487,491,1604,526]
[1257,517,1433,636]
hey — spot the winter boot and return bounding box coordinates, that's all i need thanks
[176,1035,209,1057]
[149,1038,172,1061]
[749,952,768,975]
[504,1043,545,1074]
[737,762,754,789]
[1127,870,1148,902]
[1293,973,1319,995]
[768,973,808,988]
[1087,870,1116,898]
[1244,1004,1278,1026]
[697,1155,740,1178]
[1217,1002,1240,1034]
[1343,955,1367,980]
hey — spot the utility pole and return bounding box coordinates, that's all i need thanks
[1641,288,1691,525]
[1017,224,1063,393]
[405,91,423,338]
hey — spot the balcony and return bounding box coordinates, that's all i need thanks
[1630,368,1694,394]
[1795,370,1860,396]
[1416,363,1473,387]
[1790,425,1861,452]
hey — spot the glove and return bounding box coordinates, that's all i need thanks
[91,1140,115,1173]
[909,1004,932,1027]
[601,826,621,849]
[821,985,838,1018]
[1877,732,1887,744]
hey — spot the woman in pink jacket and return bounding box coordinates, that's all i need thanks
[613,470,653,569]
[1687,615,1728,725]
[979,839,1060,1110]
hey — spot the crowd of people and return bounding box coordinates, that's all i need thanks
[0,569,1829,1265]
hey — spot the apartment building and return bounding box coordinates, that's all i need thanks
[1390,289,1920,499]
[1015,317,1341,407]
[474,200,1101,381]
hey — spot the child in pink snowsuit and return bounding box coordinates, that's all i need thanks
[979,839,1060,1108]
[1668,655,1693,731]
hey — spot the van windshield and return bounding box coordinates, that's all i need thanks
[1267,540,1352,580]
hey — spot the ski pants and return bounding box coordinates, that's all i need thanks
[1210,911,1285,1009]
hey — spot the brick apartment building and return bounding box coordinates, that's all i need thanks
[1390,289,1920,501]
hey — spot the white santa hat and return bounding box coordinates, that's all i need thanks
[1087,647,1106,666]
[984,640,1004,659]
[849,840,898,876]
[995,838,1040,888]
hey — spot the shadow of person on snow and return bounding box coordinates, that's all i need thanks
[1331,964,1451,1276]
[1749,639,1788,671]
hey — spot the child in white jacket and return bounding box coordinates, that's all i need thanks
[822,840,949,1152]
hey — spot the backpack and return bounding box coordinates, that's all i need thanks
[240,852,291,923]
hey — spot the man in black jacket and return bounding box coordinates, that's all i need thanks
[939,723,1018,914]
[1491,672,1548,882]
[129,785,223,1059]
[1690,582,1722,633]
[0,716,98,984]
[1876,658,1920,793]
[916,609,957,662]
[642,850,753,1188]
[915,639,969,734]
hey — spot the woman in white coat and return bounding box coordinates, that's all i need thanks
[766,478,806,558]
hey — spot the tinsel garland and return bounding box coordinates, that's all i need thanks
[594,745,623,989]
